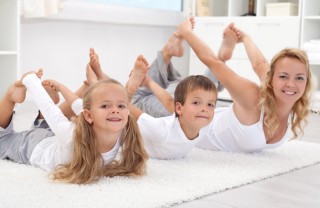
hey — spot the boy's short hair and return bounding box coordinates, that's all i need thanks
[174,75,217,116]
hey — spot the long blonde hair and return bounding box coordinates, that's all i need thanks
[52,79,148,184]
[259,48,314,139]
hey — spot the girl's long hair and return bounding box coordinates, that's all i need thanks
[259,48,314,139]
[52,79,148,184]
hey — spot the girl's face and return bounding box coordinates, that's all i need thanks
[176,88,216,130]
[271,57,307,106]
[86,83,129,134]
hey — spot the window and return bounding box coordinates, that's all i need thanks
[79,0,182,12]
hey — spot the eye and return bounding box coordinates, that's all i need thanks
[296,76,305,81]
[101,104,109,108]
[192,101,200,105]
[208,103,216,108]
[118,104,127,109]
[279,75,287,79]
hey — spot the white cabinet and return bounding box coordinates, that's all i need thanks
[188,0,320,101]
[0,0,19,98]
[301,0,320,110]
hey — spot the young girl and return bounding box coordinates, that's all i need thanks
[0,70,148,184]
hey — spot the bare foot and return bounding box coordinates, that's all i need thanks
[7,83,27,104]
[218,23,239,62]
[126,55,149,96]
[89,48,109,80]
[15,69,43,86]
[85,63,98,86]
[42,80,60,104]
[163,35,185,58]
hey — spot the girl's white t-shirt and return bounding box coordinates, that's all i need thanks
[23,74,120,171]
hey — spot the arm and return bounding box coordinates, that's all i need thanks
[22,74,73,136]
[236,28,270,82]
[43,79,84,116]
[177,18,261,121]
[142,75,174,114]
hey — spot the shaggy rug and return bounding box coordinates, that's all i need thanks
[1,140,320,208]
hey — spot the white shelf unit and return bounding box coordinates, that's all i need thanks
[189,0,320,101]
[0,0,19,98]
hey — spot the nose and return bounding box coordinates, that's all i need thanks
[111,106,120,113]
[286,78,295,88]
[201,105,209,112]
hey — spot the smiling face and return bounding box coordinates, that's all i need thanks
[84,83,129,134]
[176,88,216,131]
[271,57,308,106]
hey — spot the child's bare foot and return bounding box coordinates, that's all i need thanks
[85,63,99,86]
[42,80,60,104]
[218,23,239,62]
[126,55,149,96]
[89,48,109,80]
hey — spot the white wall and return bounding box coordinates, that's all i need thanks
[19,4,190,93]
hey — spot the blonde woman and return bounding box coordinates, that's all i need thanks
[176,17,314,152]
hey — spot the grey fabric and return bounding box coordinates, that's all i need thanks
[132,51,181,117]
[0,118,54,165]
[203,68,224,92]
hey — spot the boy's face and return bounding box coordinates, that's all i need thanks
[176,88,216,132]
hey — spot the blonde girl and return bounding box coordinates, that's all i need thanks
[0,71,148,184]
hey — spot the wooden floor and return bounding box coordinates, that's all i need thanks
[175,112,320,208]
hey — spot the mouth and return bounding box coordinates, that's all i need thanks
[282,90,297,96]
[107,118,122,122]
[196,115,210,119]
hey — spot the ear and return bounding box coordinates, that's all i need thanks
[83,109,93,124]
[175,102,183,116]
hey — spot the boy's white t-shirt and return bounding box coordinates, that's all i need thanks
[137,113,202,159]
[22,74,120,172]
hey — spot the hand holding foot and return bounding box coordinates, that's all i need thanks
[42,80,61,104]
[15,69,43,86]
[126,55,149,98]
[175,16,195,39]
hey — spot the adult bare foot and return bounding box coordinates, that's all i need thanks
[89,48,109,80]
[218,23,239,62]
[7,83,27,104]
[163,34,185,59]
[126,55,149,97]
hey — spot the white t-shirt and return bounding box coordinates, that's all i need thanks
[196,105,288,153]
[137,113,202,159]
[23,74,120,171]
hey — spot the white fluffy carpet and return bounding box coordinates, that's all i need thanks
[1,140,320,208]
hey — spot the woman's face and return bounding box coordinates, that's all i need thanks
[271,57,308,106]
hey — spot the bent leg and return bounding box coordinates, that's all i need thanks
[0,83,27,129]
[132,51,180,117]
[0,119,54,164]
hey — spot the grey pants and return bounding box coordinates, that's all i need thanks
[0,115,54,165]
[132,51,221,118]
[132,51,182,117]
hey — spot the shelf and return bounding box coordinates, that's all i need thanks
[0,51,18,55]
[0,0,19,98]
